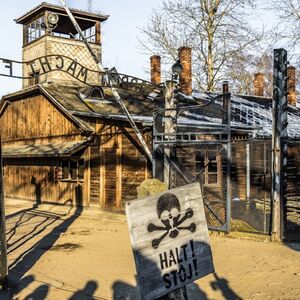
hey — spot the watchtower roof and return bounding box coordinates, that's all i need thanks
[15,2,109,25]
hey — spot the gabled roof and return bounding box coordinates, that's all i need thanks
[0,82,164,128]
[42,83,164,120]
[15,2,109,24]
[0,85,94,134]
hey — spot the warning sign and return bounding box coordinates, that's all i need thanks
[126,182,214,300]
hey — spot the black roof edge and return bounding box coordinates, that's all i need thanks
[15,2,109,24]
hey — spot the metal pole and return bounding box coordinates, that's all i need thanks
[226,93,232,233]
[0,137,7,285]
[164,80,176,187]
[246,143,250,201]
[59,0,153,163]
[163,80,188,300]
[59,0,103,70]
[272,48,288,242]
[222,81,232,232]
[152,110,164,181]
[153,79,187,300]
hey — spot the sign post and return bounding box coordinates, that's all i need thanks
[0,137,7,285]
[272,48,288,241]
[126,183,214,300]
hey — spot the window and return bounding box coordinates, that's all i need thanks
[53,32,71,39]
[89,87,104,99]
[25,16,46,44]
[206,151,218,184]
[196,147,220,185]
[75,26,96,43]
[61,159,84,181]
[24,14,98,45]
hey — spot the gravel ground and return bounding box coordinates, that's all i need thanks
[0,198,299,300]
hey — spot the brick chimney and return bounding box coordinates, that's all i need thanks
[178,46,192,95]
[287,66,297,106]
[150,55,161,85]
[253,73,264,96]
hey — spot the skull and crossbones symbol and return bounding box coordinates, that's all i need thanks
[147,193,196,249]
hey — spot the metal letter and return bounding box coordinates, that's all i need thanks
[3,60,12,77]
[27,60,37,75]
[76,66,88,83]
[66,60,78,76]
[38,56,52,73]
[55,56,64,69]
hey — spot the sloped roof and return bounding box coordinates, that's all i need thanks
[190,91,300,139]
[2,139,90,158]
[42,83,164,119]
[15,2,109,24]
[2,81,300,140]
[0,85,94,134]
[0,82,164,130]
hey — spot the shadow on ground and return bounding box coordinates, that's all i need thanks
[112,241,241,300]
[1,204,242,300]
[112,272,241,300]
[0,201,105,299]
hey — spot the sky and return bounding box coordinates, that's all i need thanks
[0,0,282,97]
[0,0,161,96]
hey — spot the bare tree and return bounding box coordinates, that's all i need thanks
[226,52,256,95]
[140,0,261,92]
[271,0,300,49]
[87,0,93,11]
[226,42,273,96]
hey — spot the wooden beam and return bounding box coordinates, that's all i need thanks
[272,48,288,241]
[100,143,106,208]
[116,131,122,209]
[95,21,101,45]
[83,146,91,206]
[145,132,151,180]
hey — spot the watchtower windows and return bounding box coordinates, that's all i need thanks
[75,26,96,43]
[25,16,46,44]
[17,3,107,47]
[24,17,98,45]
[24,16,98,45]
[52,32,71,39]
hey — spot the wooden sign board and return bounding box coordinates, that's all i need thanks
[126,182,214,300]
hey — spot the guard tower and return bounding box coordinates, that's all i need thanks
[15,2,109,87]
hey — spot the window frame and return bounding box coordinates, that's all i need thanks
[75,25,96,43]
[195,147,221,186]
[60,158,84,182]
[25,16,46,45]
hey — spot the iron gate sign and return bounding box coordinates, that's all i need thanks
[0,56,162,95]
[125,182,214,300]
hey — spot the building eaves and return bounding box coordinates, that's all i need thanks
[71,110,153,125]
[2,139,91,158]
[15,2,109,24]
